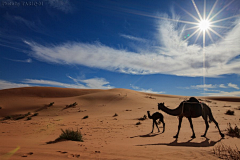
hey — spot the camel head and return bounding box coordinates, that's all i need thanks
[158,103,165,110]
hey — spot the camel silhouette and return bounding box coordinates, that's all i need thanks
[147,111,165,133]
[158,98,224,139]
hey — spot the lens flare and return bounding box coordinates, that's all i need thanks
[198,19,210,31]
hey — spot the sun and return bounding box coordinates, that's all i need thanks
[198,19,210,31]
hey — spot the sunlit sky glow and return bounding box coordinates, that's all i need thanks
[0,0,240,96]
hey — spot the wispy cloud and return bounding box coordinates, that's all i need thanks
[184,83,240,96]
[0,80,30,89]
[205,91,240,97]
[186,83,239,90]
[23,77,114,89]
[3,13,45,34]
[130,84,164,94]
[0,76,114,90]
[46,0,74,13]
[120,34,148,43]
[25,13,240,77]
[228,83,239,90]
[6,58,32,63]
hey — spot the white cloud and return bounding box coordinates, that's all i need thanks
[23,77,114,89]
[0,80,30,89]
[186,83,239,90]
[0,77,114,90]
[205,91,240,97]
[228,83,239,90]
[25,14,240,77]
[219,84,227,88]
[23,79,85,88]
[188,84,217,89]
[130,84,164,94]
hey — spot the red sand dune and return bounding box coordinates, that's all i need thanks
[0,87,239,159]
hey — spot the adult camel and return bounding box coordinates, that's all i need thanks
[158,98,224,139]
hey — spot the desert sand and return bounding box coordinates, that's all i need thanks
[0,87,239,159]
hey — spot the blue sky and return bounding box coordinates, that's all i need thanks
[0,0,240,96]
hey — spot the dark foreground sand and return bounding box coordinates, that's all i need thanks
[0,87,239,159]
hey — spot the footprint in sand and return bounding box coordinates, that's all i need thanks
[22,152,33,157]
[67,154,80,158]
[57,151,80,158]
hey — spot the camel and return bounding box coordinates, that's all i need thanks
[158,99,224,139]
[147,111,165,133]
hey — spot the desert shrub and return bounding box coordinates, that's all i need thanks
[57,128,83,142]
[136,122,141,125]
[138,115,147,121]
[227,123,240,138]
[4,115,12,120]
[27,117,32,120]
[82,115,88,119]
[15,115,26,120]
[113,113,118,117]
[225,110,234,115]
[65,102,78,109]
[213,143,240,160]
[32,113,39,116]
[49,102,54,107]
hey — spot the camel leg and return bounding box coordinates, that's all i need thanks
[201,116,209,137]
[187,117,196,138]
[151,120,155,133]
[162,119,165,133]
[174,116,183,138]
[209,116,225,138]
[154,120,160,132]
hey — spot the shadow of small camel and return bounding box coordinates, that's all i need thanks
[137,137,223,147]
[130,132,163,138]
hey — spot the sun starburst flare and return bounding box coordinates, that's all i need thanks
[157,0,238,96]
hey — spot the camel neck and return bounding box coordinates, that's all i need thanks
[147,111,152,119]
[159,104,182,116]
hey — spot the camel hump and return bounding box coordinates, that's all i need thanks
[187,97,199,103]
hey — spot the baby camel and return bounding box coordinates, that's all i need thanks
[147,111,165,133]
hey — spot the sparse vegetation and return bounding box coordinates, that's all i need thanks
[113,113,118,117]
[48,102,54,107]
[32,113,39,116]
[213,143,240,160]
[47,128,83,144]
[227,123,240,138]
[4,115,12,120]
[82,115,88,119]
[236,106,240,110]
[64,102,78,109]
[58,128,83,142]
[225,110,235,115]
[138,115,147,121]
[136,122,141,125]
[27,117,32,120]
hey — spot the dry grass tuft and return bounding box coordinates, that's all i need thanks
[225,110,234,115]
[227,123,240,138]
[213,143,240,160]
[138,115,147,121]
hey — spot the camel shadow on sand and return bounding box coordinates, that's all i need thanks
[137,137,223,147]
[130,132,164,138]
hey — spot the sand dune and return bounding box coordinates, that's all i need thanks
[0,87,239,159]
